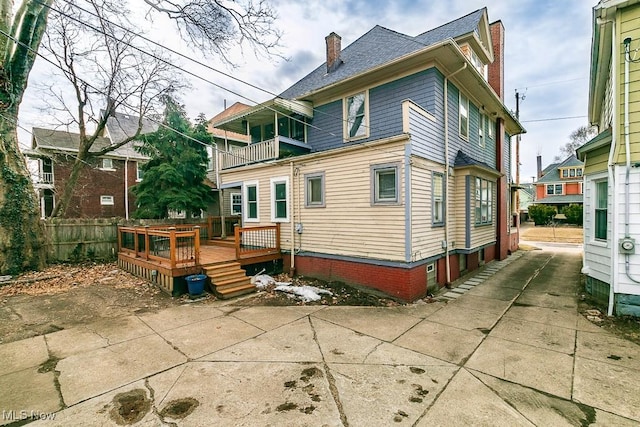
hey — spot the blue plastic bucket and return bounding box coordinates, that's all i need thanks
[185,274,207,296]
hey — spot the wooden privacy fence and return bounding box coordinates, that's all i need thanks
[234,223,281,261]
[118,225,200,268]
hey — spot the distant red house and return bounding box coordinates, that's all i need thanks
[534,155,584,210]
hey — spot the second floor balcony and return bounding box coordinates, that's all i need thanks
[220,136,311,169]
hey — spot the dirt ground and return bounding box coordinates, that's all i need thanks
[519,222,584,243]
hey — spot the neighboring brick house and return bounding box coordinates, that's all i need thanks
[534,155,584,211]
[210,8,524,301]
[26,112,157,218]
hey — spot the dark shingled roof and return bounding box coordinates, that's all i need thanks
[537,155,584,183]
[535,195,583,205]
[280,8,485,100]
[103,111,159,144]
[453,149,497,173]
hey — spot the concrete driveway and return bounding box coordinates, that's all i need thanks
[1,246,639,426]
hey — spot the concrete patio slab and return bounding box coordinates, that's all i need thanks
[576,331,640,371]
[574,357,640,422]
[0,335,49,376]
[416,368,535,427]
[158,315,263,359]
[330,363,458,426]
[446,294,513,315]
[472,371,637,427]
[229,306,324,331]
[45,328,108,359]
[490,317,576,354]
[394,321,485,365]
[156,362,342,426]
[465,284,522,301]
[56,334,187,406]
[516,290,578,310]
[310,317,383,364]
[428,306,501,331]
[0,368,60,426]
[201,317,322,362]
[576,316,607,334]
[466,336,574,399]
[395,301,445,319]
[503,304,578,330]
[311,307,421,342]
[80,315,154,344]
[364,342,457,367]
[137,304,224,332]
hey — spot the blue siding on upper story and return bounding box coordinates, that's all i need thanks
[308,69,442,153]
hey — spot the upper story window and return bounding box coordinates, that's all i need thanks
[101,158,114,170]
[546,184,563,195]
[305,173,325,208]
[459,93,469,140]
[136,162,144,181]
[344,91,368,140]
[478,113,486,148]
[432,172,445,225]
[560,167,583,179]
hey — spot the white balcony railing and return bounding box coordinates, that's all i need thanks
[39,172,53,184]
[220,138,279,169]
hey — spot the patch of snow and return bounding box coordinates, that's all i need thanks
[252,274,291,290]
[274,285,333,302]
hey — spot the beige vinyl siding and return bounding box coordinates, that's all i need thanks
[220,139,408,261]
[616,6,640,164]
[452,169,497,249]
[410,157,446,259]
[583,145,610,175]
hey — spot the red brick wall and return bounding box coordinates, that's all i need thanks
[485,244,496,262]
[488,21,505,100]
[467,251,479,271]
[52,155,139,218]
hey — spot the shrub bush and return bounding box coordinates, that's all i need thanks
[562,204,583,226]
[528,204,557,226]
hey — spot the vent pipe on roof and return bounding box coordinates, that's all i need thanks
[325,32,342,73]
[537,155,542,178]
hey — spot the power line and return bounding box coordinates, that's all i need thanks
[521,115,587,123]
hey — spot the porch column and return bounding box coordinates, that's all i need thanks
[495,117,509,260]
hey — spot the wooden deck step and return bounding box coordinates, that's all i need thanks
[203,261,255,299]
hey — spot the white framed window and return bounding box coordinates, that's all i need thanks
[459,93,469,140]
[243,181,259,222]
[270,176,289,222]
[577,168,583,177]
[101,158,114,170]
[100,195,114,206]
[478,113,486,148]
[231,192,242,215]
[432,172,445,225]
[546,184,563,195]
[305,173,325,207]
[371,164,399,205]
[475,177,493,225]
[344,91,368,140]
[488,117,494,139]
[136,162,144,181]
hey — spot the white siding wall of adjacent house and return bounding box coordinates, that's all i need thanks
[583,171,611,285]
[410,156,446,260]
[613,166,640,295]
[219,139,408,262]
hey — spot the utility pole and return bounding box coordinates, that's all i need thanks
[515,90,524,238]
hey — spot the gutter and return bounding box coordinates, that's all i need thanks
[607,17,618,316]
[124,157,129,220]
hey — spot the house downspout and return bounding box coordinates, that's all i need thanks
[622,37,640,285]
[290,161,296,275]
[124,157,129,220]
[443,63,467,286]
[607,18,618,316]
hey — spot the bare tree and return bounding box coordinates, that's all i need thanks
[0,0,280,274]
[558,125,598,159]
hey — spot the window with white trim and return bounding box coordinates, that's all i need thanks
[270,176,289,222]
[344,91,368,140]
[244,181,259,222]
[305,173,325,207]
[595,180,607,240]
[478,113,486,148]
[231,193,242,215]
[101,158,114,170]
[432,172,444,225]
[475,177,493,225]
[136,162,144,181]
[459,93,469,139]
[100,195,114,206]
[372,164,399,204]
[546,184,563,195]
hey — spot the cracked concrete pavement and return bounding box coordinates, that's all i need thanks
[1,244,639,426]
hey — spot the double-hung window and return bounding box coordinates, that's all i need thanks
[475,177,493,225]
[270,176,289,222]
[101,158,114,170]
[231,193,242,215]
[244,181,259,222]
[595,180,608,240]
[478,114,486,148]
[372,164,399,204]
[136,162,144,181]
[459,93,469,139]
[432,172,445,225]
[305,173,325,207]
[345,91,368,140]
[546,184,563,195]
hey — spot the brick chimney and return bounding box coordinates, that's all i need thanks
[537,155,542,179]
[488,21,504,101]
[325,32,342,73]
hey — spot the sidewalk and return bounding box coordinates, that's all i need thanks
[1,247,639,426]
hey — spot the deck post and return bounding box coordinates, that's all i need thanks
[194,226,201,265]
[144,226,150,260]
[234,224,241,260]
[133,227,139,258]
[207,217,213,241]
[276,222,281,251]
[169,227,177,268]
[117,225,122,254]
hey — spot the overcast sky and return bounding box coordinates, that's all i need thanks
[19,0,594,183]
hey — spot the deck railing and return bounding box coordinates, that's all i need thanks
[220,138,279,169]
[207,216,241,238]
[234,223,281,260]
[118,225,200,268]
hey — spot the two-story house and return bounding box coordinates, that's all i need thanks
[534,155,584,211]
[577,0,640,316]
[26,111,157,219]
[210,8,524,301]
